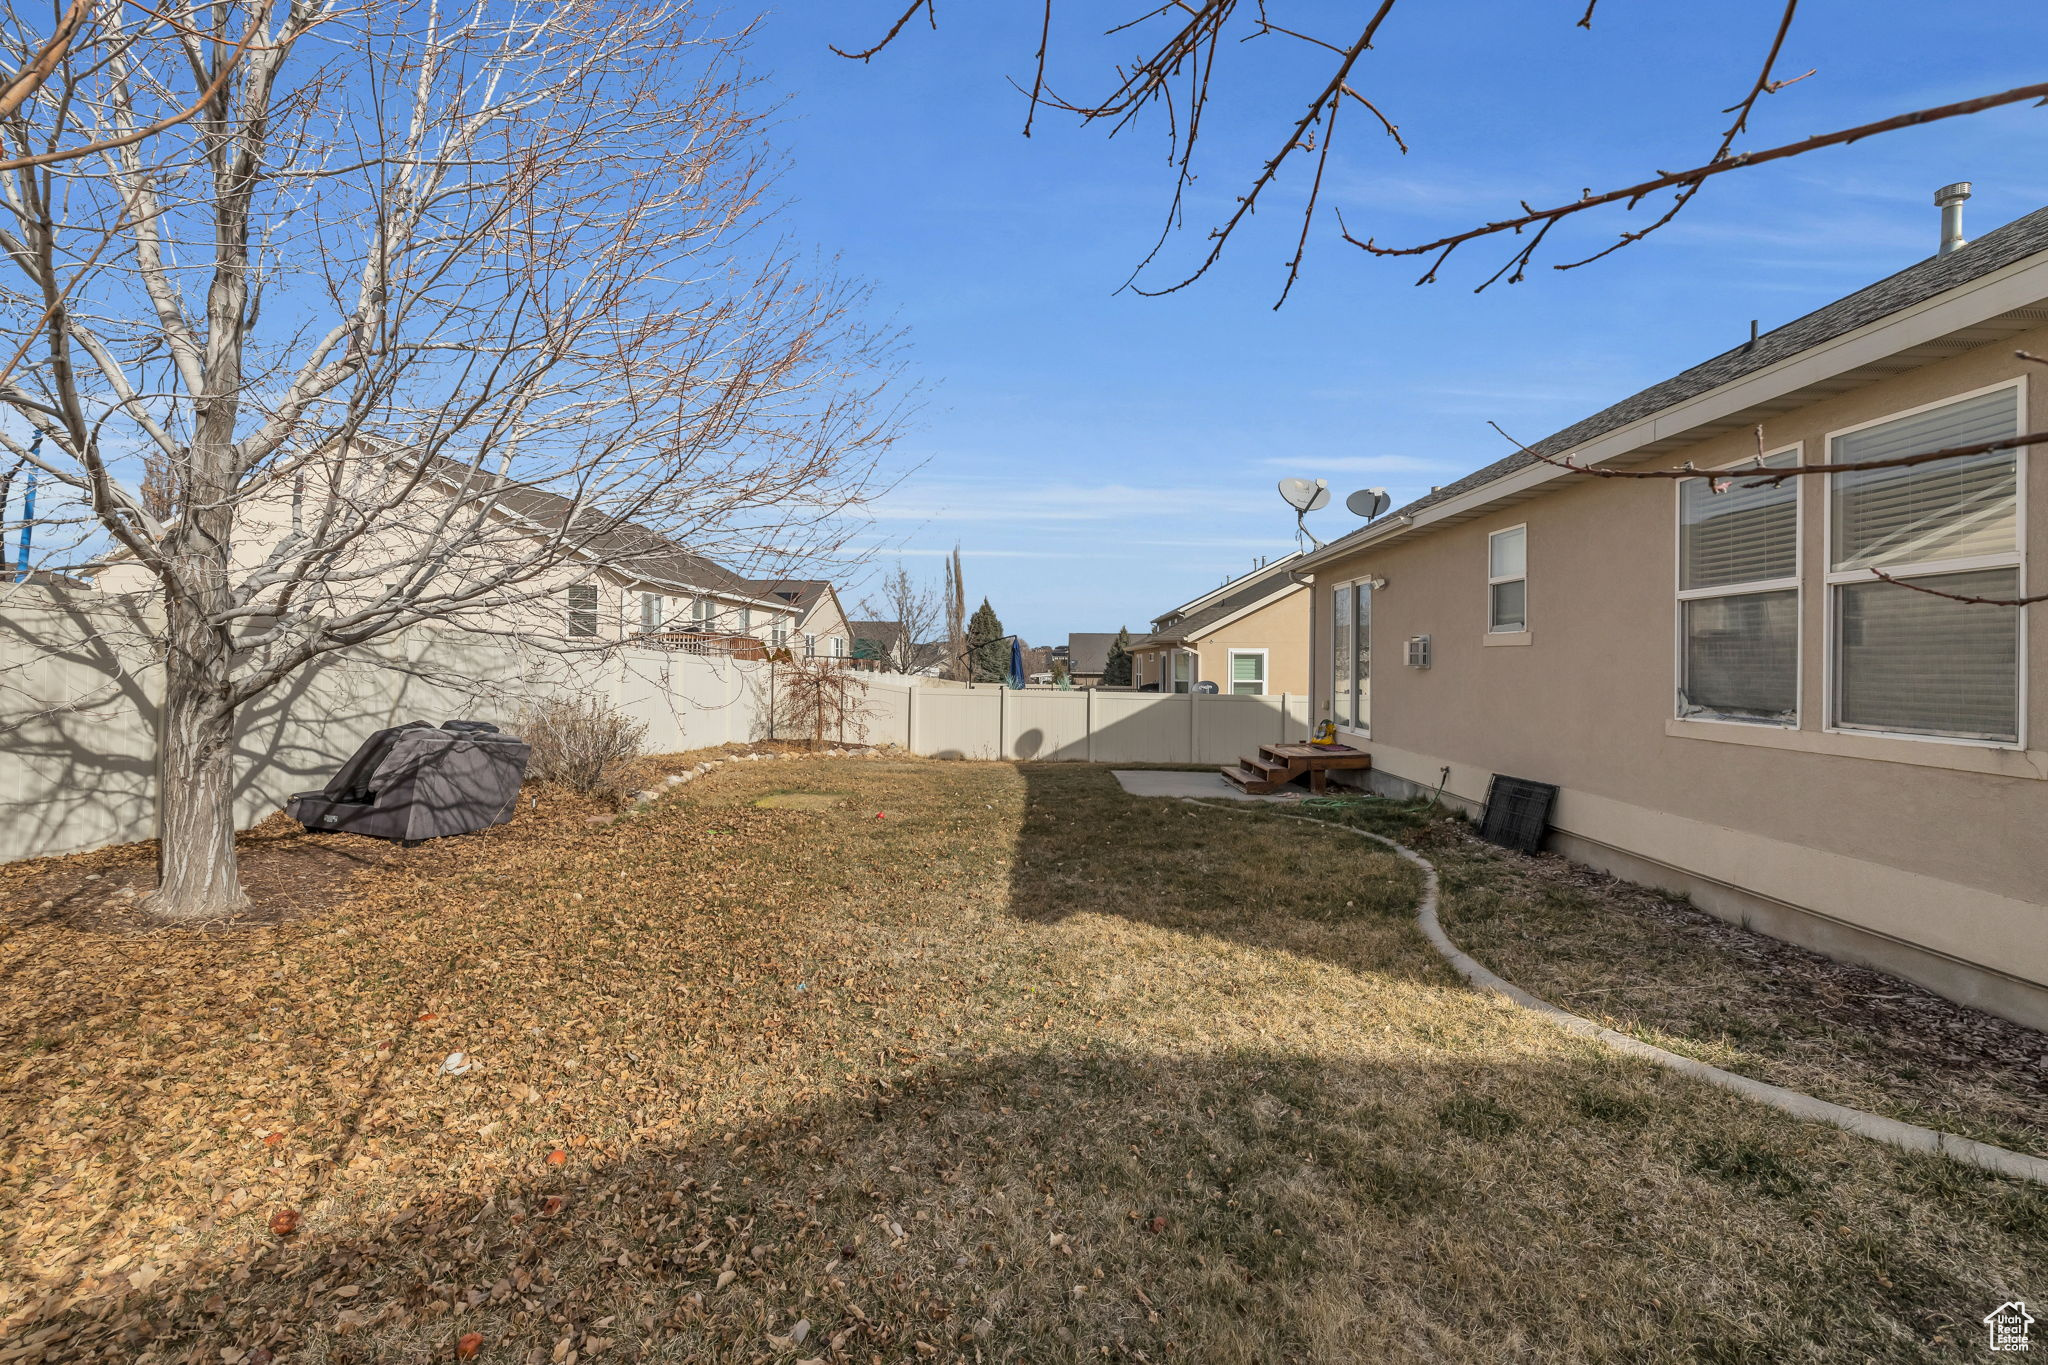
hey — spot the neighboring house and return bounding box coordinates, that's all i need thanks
[847,619,947,673]
[1295,199,2048,1029]
[1062,632,1119,687]
[1129,553,1309,695]
[90,452,801,654]
[746,579,851,660]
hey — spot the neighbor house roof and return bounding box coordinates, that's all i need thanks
[744,579,835,614]
[1300,203,2048,569]
[1064,632,1120,676]
[1132,557,1305,650]
[411,453,780,606]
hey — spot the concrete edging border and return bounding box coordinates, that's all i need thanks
[1183,799,2048,1188]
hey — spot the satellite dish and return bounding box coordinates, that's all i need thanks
[1346,487,1391,519]
[1192,680,1220,694]
[1277,477,1330,513]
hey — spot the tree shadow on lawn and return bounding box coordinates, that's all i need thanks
[1003,763,1440,987]
[17,1044,2044,1365]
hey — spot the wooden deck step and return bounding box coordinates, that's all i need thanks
[1258,741,1373,770]
[1245,755,1293,780]
[1219,764,1277,795]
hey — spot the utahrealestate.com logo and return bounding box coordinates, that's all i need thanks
[1986,1302,2035,1352]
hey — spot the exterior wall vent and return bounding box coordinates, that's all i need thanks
[1405,635,1432,669]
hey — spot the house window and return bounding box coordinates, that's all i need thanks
[1330,580,1370,730]
[1676,450,1800,724]
[639,592,664,633]
[691,597,715,629]
[803,633,816,658]
[829,635,845,659]
[739,607,752,635]
[1487,525,1526,632]
[1826,384,2022,744]
[1170,651,1193,693]
[771,624,789,649]
[1228,649,1267,696]
[564,584,600,638]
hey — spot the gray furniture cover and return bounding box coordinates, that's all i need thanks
[287,720,531,842]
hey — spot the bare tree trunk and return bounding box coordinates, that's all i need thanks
[152,592,245,916]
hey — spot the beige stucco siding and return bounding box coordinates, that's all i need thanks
[1309,327,2048,1007]
[1129,586,1311,694]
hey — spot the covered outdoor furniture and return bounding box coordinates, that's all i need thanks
[287,720,531,844]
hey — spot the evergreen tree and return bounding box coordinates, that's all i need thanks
[967,599,1008,683]
[1102,627,1133,686]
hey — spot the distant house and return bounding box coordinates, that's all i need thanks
[848,619,944,674]
[89,451,800,655]
[1128,554,1308,695]
[1293,200,2048,1030]
[1062,632,1119,687]
[745,579,852,660]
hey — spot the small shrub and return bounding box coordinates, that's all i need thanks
[516,694,647,799]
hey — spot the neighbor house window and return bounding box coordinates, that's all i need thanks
[830,635,845,659]
[564,584,600,638]
[1827,384,2022,744]
[1330,580,1370,730]
[639,592,663,633]
[691,597,715,628]
[1228,649,1267,696]
[1676,450,1800,724]
[1170,651,1193,693]
[803,633,817,658]
[1487,525,1526,632]
[771,624,789,649]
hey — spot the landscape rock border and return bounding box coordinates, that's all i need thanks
[1183,799,2048,1188]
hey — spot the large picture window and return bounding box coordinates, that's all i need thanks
[1676,450,1800,724]
[1330,580,1370,730]
[1826,385,2022,744]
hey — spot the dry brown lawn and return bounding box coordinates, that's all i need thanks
[1,757,2041,1364]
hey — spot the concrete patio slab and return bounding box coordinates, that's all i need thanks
[1110,769,1300,802]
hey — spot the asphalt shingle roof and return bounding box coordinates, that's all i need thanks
[1132,559,1303,649]
[1316,204,2048,561]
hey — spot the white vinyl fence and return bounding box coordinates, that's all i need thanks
[0,594,1310,865]
[857,675,1311,764]
[0,597,770,864]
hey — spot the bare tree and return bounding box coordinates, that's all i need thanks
[836,3,2048,303]
[773,653,874,748]
[0,0,899,917]
[859,562,939,674]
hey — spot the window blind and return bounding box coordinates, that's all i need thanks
[1489,580,1526,632]
[1835,569,2019,742]
[565,584,600,638]
[1679,457,1797,590]
[1680,591,1796,722]
[1489,526,1525,579]
[1831,389,2018,570]
[1231,653,1263,682]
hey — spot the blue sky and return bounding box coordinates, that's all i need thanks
[747,1,2048,644]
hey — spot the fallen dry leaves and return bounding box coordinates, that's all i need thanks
[0,754,2040,1364]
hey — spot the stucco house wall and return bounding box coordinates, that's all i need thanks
[1131,587,1311,695]
[1307,326,2048,1027]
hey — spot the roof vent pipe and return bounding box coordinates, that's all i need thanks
[1935,181,1972,255]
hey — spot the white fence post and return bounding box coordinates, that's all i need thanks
[1085,687,1095,763]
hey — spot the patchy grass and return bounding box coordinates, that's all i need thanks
[1285,794,2048,1159]
[0,761,2040,1364]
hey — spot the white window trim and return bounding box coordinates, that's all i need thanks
[1170,648,1195,694]
[1819,377,2028,750]
[1226,647,1269,696]
[1330,577,1371,736]
[1486,523,1528,635]
[1670,443,1805,729]
[639,591,664,632]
